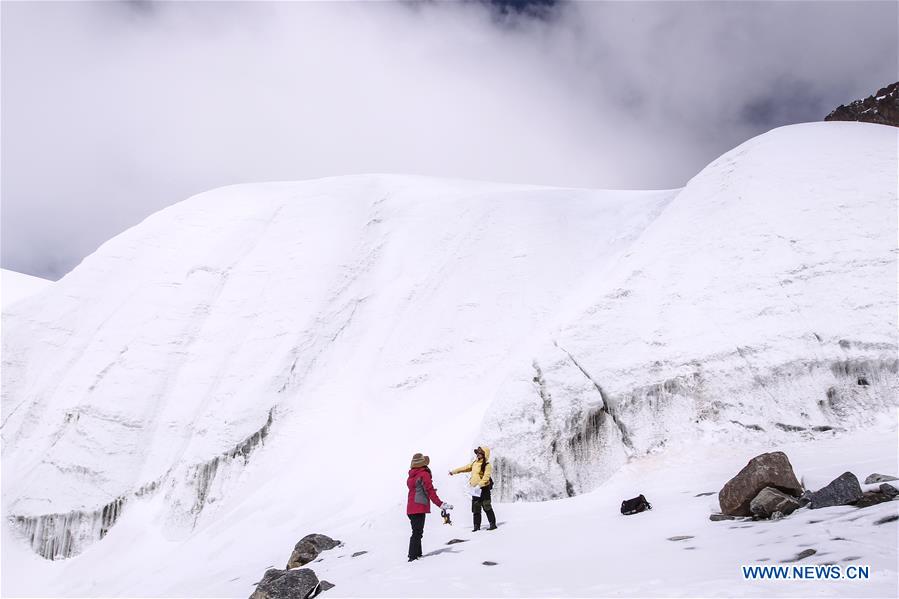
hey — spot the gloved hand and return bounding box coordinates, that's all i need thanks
[440,502,453,511]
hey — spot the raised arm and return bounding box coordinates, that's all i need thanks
[450,462,473,475]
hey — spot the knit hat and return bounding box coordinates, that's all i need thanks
[410,453,430,468]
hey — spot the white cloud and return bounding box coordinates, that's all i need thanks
[1,1,895,278]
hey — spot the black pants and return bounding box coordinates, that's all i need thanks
[471,488,497,530]
[407,513,425,559]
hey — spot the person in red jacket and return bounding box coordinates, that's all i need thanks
[406,453,452,561]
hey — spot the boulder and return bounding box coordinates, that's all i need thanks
[749,486,801,519]
[807,472,863,509]
[286,534,341,569]
[250,568,322,599]
[719,452,803,516]
[853,484,898,509]
[864,473,898,484]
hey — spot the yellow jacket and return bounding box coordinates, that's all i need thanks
[451,446,493,488]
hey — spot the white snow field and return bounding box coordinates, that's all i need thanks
[1,121,897,597]
[1,269,52,309]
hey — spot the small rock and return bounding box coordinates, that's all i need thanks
[482,561,498,566]
[880,483,899,498]
[842,556,862,562]
[286,534,341,569]
[854,491,895,509]
[320,581,335,591]
[250,568,320,599]
[806,472,863,509]
[865,473,899,484]
[446,539,468,545]
[781,548,817,563]
[694,492,716,497]
[667,535,694,542]
[874,514,898,525]
[770,511,784,521]
[351,551,367,558]
[719,451,803,516]
[750,486,801,519]
[709,513,735,521]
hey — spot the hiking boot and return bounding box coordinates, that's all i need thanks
[471,527,480,532]
[487,524,498,530]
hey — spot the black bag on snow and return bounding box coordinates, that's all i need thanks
[620,494,652,515]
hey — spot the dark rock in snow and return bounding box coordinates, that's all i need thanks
[320,581,335,591]
[667,535,694,541]
[775,423,806,432]
[806,472,863,509]
[825,82,899,127]
[864,473,898,484]
[250,568,321,599]
[750,486,801,519]
[351,551,367,558]
[782,548,817,563]
[286,534,342,569]
[874,514,898,525]
[853,489,896,509]
[482,561,498,566]
[719,451,803,516]
[694,492,716,497]
[709,513,735,522]
[879,483,899,498]
[446,539,468,545]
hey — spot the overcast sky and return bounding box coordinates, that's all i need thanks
[2,0,897,280]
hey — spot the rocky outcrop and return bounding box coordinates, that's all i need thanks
[250,568,322,599]
[806,472,863,509]
[286,534,341,569]
[719,452,803,516]
[750,486,801,519]
[825,82,899,126]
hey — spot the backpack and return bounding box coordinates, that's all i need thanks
[620,494,652,515]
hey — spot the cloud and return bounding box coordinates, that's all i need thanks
[1,1,896,279]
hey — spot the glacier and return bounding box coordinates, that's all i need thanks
[1,121,896,596]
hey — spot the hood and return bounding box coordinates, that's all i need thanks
[478,446,491,461]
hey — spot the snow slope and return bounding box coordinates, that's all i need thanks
[1,122,896,597]
[1,269,52,309]
[484,122,899,501]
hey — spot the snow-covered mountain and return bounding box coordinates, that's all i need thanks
[1,122,896,597]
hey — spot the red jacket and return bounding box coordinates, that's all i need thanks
[407,467,443,515]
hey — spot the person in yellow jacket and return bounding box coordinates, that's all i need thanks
[449,446,498,531]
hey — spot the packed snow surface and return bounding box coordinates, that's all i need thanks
[1,269,51,308]
[1,122,897,597]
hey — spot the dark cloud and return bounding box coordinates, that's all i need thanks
[1,1,896,280]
